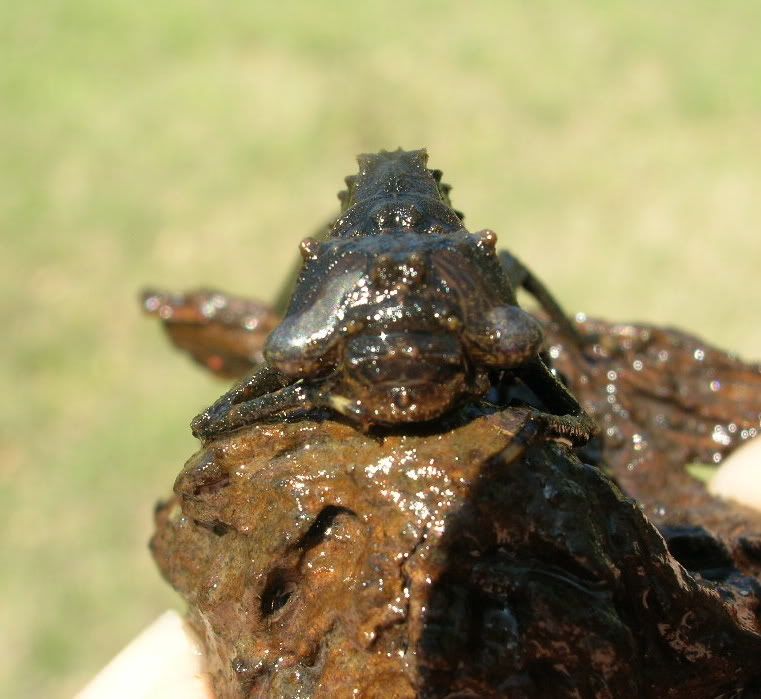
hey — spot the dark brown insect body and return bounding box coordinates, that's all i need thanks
[192,149,594,441]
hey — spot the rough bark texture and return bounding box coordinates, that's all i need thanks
[151,409,761,698]
[546,317,761,576]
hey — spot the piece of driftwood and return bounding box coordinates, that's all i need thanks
[144,287,761,570]
[152,409,761,698]
[546,316,761,576]
[145,150,761,697]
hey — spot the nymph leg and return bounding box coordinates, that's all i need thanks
[191,364,293,439]
[512,357,597,445]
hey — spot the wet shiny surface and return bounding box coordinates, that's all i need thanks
[545,315,761,573]
[152,411,761,698]
[188,151,589,435]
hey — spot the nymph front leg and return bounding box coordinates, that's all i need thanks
[191,364,292,439]
[513,358,597,446]
[191,377,359,440]
[191,381,323,440]
[462,303,596,446]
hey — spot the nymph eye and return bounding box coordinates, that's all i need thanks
[299,237,321,261]
[474,229,498,250]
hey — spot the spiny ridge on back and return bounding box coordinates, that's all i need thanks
[337,148,457,212]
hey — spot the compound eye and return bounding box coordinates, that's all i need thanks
[265,317,339,378]
[463,304,544,368]
[299,237,321,261]
[473,229,498,251]
[265,260,366,378]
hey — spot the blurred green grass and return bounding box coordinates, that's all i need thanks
[2,2,761,696]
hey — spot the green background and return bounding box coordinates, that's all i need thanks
[3,2,761,696]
